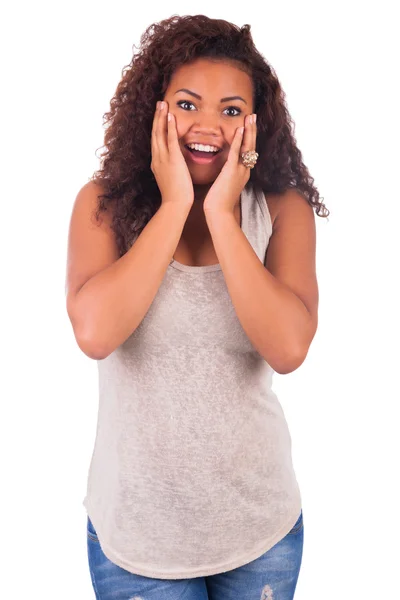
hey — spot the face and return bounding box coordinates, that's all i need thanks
[162,58,254,186]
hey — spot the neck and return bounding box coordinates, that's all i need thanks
[193,182,214,204]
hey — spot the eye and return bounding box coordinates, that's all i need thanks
[223,106,242,117]
[177,100,196,111]
[176,100,242,116]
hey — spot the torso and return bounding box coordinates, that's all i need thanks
[172,192,280,267]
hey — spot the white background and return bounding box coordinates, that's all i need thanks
[2,1,399,598]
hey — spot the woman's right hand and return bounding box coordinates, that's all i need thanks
[151,100,194,208]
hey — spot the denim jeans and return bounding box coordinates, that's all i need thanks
[87,510,304,599]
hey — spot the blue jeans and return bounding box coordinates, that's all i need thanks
[87,510,304,599]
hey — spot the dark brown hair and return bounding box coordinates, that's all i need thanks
[89,14,330,257]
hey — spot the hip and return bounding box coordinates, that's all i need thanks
[86,510,304,599]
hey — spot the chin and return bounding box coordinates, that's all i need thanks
[190,175,217,186]
[189,166,223,183]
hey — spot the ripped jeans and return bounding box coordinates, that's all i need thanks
[87,510,304,600]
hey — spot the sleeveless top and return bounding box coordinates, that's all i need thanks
[82,181,302,579]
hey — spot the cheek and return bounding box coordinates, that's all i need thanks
[173,115,186,139]
[226,129,239,148]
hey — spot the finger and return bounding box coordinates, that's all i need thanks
[241,113,254,153]
[166,112,181,157]
[156,101,169,160]
[251,114,257,152]
[229,125,245,163]
[151,100,162,158]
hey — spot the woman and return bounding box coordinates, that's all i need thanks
[66,13,328,600]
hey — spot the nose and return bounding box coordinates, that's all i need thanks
[189,112,221,136]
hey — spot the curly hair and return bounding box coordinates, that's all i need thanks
[89,14,330,257]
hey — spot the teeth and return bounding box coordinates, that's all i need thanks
[187,143,219,153]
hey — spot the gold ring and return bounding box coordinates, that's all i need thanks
[241,150,259,169]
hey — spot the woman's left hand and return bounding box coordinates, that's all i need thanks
[203,113,257,215]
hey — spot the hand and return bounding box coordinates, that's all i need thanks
[203,113,257,215]
[150,100,194,208]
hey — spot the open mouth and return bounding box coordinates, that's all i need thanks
[184,145,222,164]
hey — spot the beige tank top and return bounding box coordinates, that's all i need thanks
[82,180,302,579]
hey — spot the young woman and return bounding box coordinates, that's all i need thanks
[66,14,328,600]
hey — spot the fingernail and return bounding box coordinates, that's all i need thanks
[160,101,165,110]
[254,114,257,123]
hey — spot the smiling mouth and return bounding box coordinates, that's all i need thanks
[184,145,222,164]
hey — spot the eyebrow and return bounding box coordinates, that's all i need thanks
[174,88,247,104]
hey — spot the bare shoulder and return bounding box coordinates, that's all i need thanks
[80,180,114,229]
[263,187,318,347]
[264,192,280,230]
[264,189,314,231]
[65,180,119,303]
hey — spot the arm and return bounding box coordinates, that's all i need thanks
[205,190,319,374]
[65,182,192,360]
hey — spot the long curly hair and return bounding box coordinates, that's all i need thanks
[89,14,330,257]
